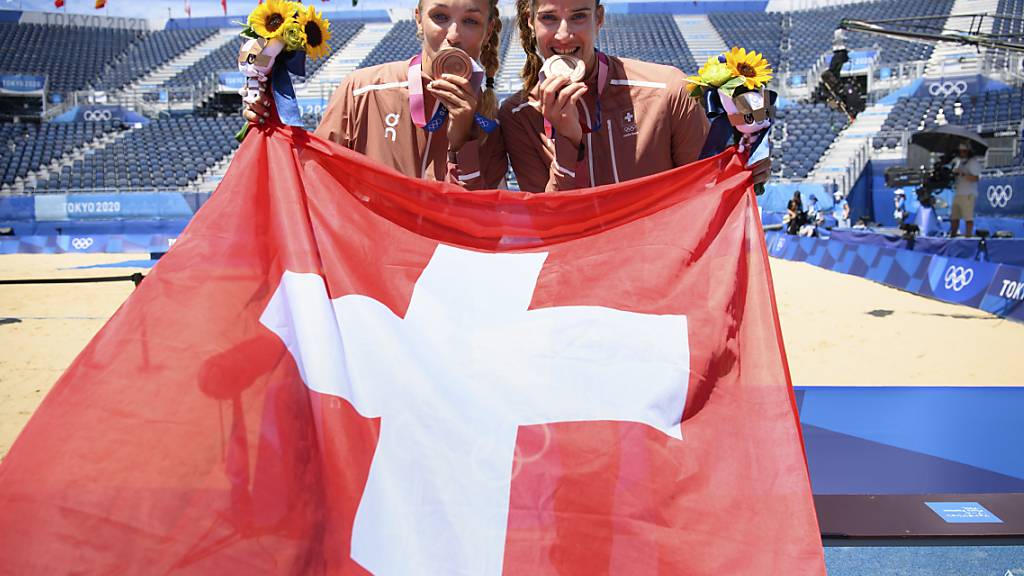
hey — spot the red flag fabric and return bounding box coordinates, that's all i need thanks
[221,0,227,14]
[54,0,64,8]
[0,125,824,574]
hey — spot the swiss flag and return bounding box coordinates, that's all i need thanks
[0,125,824,574]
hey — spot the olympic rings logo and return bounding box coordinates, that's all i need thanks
[987,185,1013,209]
[82,109,112,121]
[70,237,94,250]
[927,81,969,97]
[944,265,974,292]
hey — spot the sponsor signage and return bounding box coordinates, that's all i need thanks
[925,502,1003,524]
[74,106,123,122]
[978,176,1024,216]
[922,255,999,307]
[841,50,876,75]
[916,75,980,98]
[0,74,46,95]
[33,194,196,222]
[980,265,1024,322]
[217,71,246,93]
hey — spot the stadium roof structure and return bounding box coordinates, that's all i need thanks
[841,13,1024,53]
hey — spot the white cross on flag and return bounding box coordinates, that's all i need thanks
[0,127,825,574]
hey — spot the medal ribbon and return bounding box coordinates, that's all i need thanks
[408,53,498,134]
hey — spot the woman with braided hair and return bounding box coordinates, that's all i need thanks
[500,0,771,192]
[245,0,507,189]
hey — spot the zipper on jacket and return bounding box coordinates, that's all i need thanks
[606,119,620,184]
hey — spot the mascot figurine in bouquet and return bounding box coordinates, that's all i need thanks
[235,0,332,140]
[687,47,776,194]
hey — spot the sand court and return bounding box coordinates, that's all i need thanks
[1,252,1022,460]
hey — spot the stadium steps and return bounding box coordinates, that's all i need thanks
[497,24,526,96]
[806,102,895,195]
[673,15,728,64]
[117,28,239,98]
[3,126,138,194]
[924,0,1000,78]
[294,22,396,102]
[192,148,237,193]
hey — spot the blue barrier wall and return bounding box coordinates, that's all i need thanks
[0,192,209,223]
[0,233,181,255]
[766,231,1024,322]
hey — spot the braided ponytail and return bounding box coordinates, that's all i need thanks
[478,0,501,122]
[517,0,543,97]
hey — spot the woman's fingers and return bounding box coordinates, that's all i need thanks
[553,82,579,112]
[427,79,476,111]
[242,96,273,124]
[562,83,588,110]
[539,76,571,115]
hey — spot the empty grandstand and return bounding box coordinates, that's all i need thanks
[0,0,1020,241]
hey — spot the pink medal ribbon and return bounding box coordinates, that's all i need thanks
[408,53,497,134]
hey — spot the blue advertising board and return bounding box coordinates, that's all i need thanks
[980,265,1024,322]
[0,74,46,95]
[977,176,1024,217]
[218,70,245,93]
[920,255,1001,308]
[841,50,876,75]
[32,193,197,222]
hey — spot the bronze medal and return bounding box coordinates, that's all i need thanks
[541,55,586,82]
[432,48,473,81]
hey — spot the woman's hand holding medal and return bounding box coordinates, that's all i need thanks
[537,55,588,147]
[426,48,478,152]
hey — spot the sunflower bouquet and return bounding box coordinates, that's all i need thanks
[687,47,776,193]
[235,0,331,139]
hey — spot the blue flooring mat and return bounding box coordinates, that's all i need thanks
[825,546,1024,575]
[69,259,157,269]
[797,387,1024,494]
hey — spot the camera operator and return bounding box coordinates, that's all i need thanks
[828,28,848,78]
[949,142,981,237]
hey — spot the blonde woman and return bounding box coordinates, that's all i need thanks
[246,0,507,189]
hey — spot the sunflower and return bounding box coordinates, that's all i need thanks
[248,0,300,39]
[724,47,772,90]
[687,54,734,90]
[298,5,332,60]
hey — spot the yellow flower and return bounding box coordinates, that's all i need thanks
[281,19,307,52]
[248,0,300,39]
[700,55,734,87]
[724,47,773,90]
[298,5,332,60]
